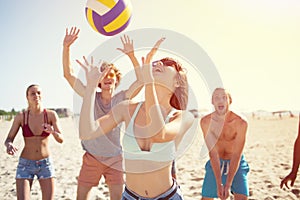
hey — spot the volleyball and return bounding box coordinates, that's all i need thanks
[85,0,132,36]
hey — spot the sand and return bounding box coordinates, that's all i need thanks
[1,115,300,199]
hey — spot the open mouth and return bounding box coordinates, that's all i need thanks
[153,67,163,73]
[104,80,113,85]
[218,105,225,110]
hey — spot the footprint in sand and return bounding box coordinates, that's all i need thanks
[280,163,291,170]
[263,196,275,200]
[191,177,203,181]
[291,189,300,197]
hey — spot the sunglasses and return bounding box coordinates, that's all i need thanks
[106,72,116,79]
[152,59,182,72]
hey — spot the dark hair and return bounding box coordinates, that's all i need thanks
[160,57,188,110]
[99,62,122,88]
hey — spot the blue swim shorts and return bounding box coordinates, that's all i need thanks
[122,179,183,200]
[16,157,55,180]
[202,155,250,198]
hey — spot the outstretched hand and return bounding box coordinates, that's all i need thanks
[117,34,134,55]
[63,27,80,48]
[76,56,111,87]
[143,37,165,64]
[280,172,297,189]
[140,37,166,84]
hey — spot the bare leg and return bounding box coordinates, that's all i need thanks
[234,193,248,200]
[76,185,93,200]
[108,184,123,200]
[39,178,55,200]
[16,179,33,200]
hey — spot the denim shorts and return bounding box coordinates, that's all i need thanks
[16,157,55,180]
[122,179,183,200]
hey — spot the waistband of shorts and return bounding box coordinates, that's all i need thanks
[124,179,178,200]
[219,154,245,162]
[19,157,52,165]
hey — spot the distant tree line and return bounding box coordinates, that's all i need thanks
[0,108,18,115]
[0,108,18,121]
[0,108,72,121]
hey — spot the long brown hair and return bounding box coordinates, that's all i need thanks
[160,58,188,110]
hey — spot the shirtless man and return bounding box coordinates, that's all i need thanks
[200,88,250,200]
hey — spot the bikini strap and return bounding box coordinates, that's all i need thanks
[43,109,48,124]
[26,110,30,125]
[23,111,26,125]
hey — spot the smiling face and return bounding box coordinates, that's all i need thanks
[99,68,118,90]
[212,88,232,115]
[152,58,189,110]
[98,62,121,90]
[152,60,178,86]
[26,84,42,107]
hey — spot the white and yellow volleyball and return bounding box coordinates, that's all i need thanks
[85,0,132,36]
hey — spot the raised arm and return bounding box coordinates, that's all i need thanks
[77,57,125,140]
[117,35,165,99]
[62,27,86,97]
[151,110,194,143]
[280,116,300,189]
[137,51,194,143]
[4,113,22,156]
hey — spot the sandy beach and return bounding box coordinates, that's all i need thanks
[1,115,300,199]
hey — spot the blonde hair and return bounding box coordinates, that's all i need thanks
[212,87,232,104]
[99,62,122,88]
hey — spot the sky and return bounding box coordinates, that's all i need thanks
[0,0,300,113]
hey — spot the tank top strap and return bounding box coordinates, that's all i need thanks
[43,109,48,124]
[131,102,143,121]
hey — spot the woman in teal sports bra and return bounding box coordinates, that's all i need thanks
[4,84,63,200]
[77,43,195,199]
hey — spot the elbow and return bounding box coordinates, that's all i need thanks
[79,128,95,141]
[79,123,93,140]
[208,150,219,159]
[136,80,144,88]
[79,131,91,141]
[63,72,72,80]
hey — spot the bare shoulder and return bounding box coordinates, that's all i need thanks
[200,113,212,126]
[14,111,24,123]
[44,109,59,122]
[45,109,57,116]
[231,111,248,128]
